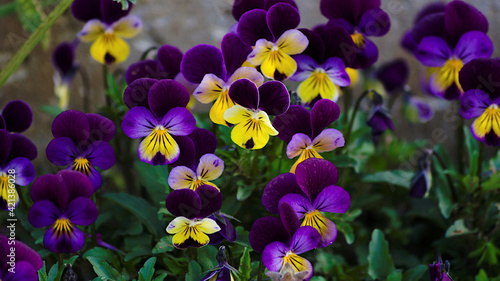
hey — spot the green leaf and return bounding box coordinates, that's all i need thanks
[139,257,156,281]
[368,229,395,280]
[236,182,255,201]
[402,265,427,281]
[239,247,252,280]
[387,269,402,281]
[0,2,17,17]
[38,262,47,281]
[476,269,489,281]
[336,221,355,244]
[185,260,202,281]
[103,192,164,237]
[432,157,455,219]
[153,273,168,281]
[362,170,414,189]
[134,160,169,201]
[15,0,42,33]
[152,236,175,254]
[464,126,480,176]
[84,247,120,268]
[483,172,500,191]
[40,105,64,117]
[87,256,126,281]
[445,219,475,237]
[235,226,251,248]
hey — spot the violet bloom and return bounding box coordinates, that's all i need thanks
[28,171,98,253]
[181,33,264,126]
[403,96,434,124]
[429,259,453,281]
[46,110,116,190]
[262,158,350,248]
[165,185,222,248]
[409,150,433,198]
[320,0,391,69]
[290,26,353,103]
[459,59,500,146]
[375,59,409,96]
[232,0,298,22]
[366,93,394,144]
[237,3,309,80]
[273,99,344,173]
[72,0,142,64]
[0,234,43,280]
[122,79,196,165]
[201,246,238,281]
[52,41,79,109]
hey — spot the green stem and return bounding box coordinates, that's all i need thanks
[102,64,112,106]
[343,87,352,127]
[0,0,74,88]
[433,152,458,203]
[457,114,465,175]
[477,142,484,190]
[277,141,286,174]
[257,257,264,281]
[58,254,64,268]
[0,2,17,16]
[140,46,158,60]
[91,194,97,247]
[343,90,370,148]
[79,68,91,113]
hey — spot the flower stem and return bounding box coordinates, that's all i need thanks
[457,114,465,175]
[257,257,264,281]
[91,194,97,248]
[58,253,64,268]
[0,0,75,88]
[343,87,352,127]
[343,90,370,148]
[102,64,112,106]
[277,141,286,174]
[79,68,91,113]
[477,142,484,190]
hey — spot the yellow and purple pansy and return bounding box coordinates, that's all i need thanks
[223,79,290,150]
[72,0,142,65]
[459,58,500,146]
[237,3,309,80]
[273,99,344,173]
[181,33,264,126]
[121,79,196,165]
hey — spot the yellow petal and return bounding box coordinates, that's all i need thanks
[346,68,359,87]
[290,148,323,174]
[166,216,191,234]
[283,253,313,274]
[226,108,277,150]
[112,15,142,38]
[260,49,297,80]
[0,175,19,208]
[431,58,464,93]
[79,19,105,42]
[247,39,273,66]
[297,69,337,103]
[193,74,225,104]
[276,29,309,55]
[472,104,500,138]
[90,33,130,64]
[224,105,253,125]
[228,67,265,86]
[196,218,221,234]
[138,126,180,163]
[209,89,235,126]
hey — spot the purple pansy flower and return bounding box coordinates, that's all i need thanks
[121,79,196,165]
[273,99,344,173]
[237,3,309,80]
[223,79,290,150]
[262,158,350,248]
[201,246,238,281]
[375,59,409,95]
[46,110,116,190]
[165,185,222,248]
[181,33,264,126]
[367,101,394,144]
[52,41,79,109]
[403,96,434,124]
[459,58,500,146]
[0,234,43,281]
[72,0,142,64]
[321,0,391,69]
[28,171,98,253]
[409,150,433,198]
[290,26,353,103]
[429,259,453,281]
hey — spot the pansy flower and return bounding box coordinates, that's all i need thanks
[273,99,344,173]
[367,95,394,144]
[237,3,309,80]
[165,185,222,248]
[321,0,391,69]
[201,246,238,281]
[459,58,500,146]
[409,150,433,198]
[122,79,196,165]
[429,258,453,281]
[263,158,350,247]
[28,171,98,253]
[52,41,79,109]
[290,26,353,103]
[46,110,116,190]
[72,0,142,64]
[0,234,43,280]
[181,33,264,126]
[223,79,290,150]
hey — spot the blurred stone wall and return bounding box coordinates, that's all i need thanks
[0,0,499,171]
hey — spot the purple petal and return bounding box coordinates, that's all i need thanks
[266,3,300,39]
[169,135,196,169]
[121,107,158,139]
[195,185,222,218]
[85,113,116,142]
[321,26,357,67]
[237,9,273,46]
[289,226,321,254]
[2,100,33,133]
[30,174,68,209]
[85,141,116,170]
[165,189,201,219]
[161,107,196,136]
[258,81,290,116]
[376,59,409,93]
[249,217,289,253]
[299,28,325,64]
[59,170,95,200]
[28,200,60,228]
[279,193,313,218]
[208,213,237,244]
[52,42,77,78]
[414,2,446,24]
[445,0,488,46]
[100,0,132,24]
[264,0,298,10]
[189,128,217,166]
[123,78,158,109]
[416,36,451,67]
[290,55,318,81]
[4,157,35,186]
[0,130,12,166]
[9,133,37,161]
[367,106,394,133]
[459,58,500,99]
[272,105,312,142]
[295,158,339,202]
[125,60,166,84]
[262,241,287,271]
[350,38,378,69]
[228,79,259,110]
[148,80,191,119]
[46,137,78,166]
[157,45,183,79]
[232,0,264,20]
[86,166,103,190]
[401,30,418,54]
[2,261,39,280]
[181,44,225,83]
[44,223,85,253]
[0,115,4,130]
[358,8,390,37]
[459,89,492,119]
[279,202,300,236]
[71,0,101,22]
[453,31,493,64]
[66,197,98,225]
[221,33,253,77]
[313,185,350,213]
[323,57,350,87]
[52,110,90,144]
[310,99,340,139]
[411,12,445,45]
[262,173,305,213]
[320,0,381,25]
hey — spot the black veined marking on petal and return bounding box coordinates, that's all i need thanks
[245,138,255,149]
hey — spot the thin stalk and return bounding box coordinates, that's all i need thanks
[343,90,370,148]
[140,46,158,60]
[59,254,64,268]
[457,115,465,174]
[79,68,91,113]
[102,64,112,106]
[250,149,261,178]
[257,258,264,281]
[0,0,75,88]
[433,152,458,202]
[477,142,484,190]
[91,194,97,247]
[277,141,286,174]
[343,87,352,127]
